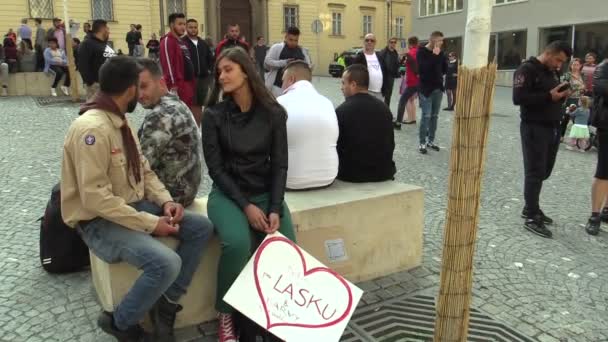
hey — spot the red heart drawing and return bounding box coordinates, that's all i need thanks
[253,236,354,330]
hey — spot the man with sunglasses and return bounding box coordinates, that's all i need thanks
[380,37,401,109]
[353,33,389,102]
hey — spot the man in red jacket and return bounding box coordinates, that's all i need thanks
[215,24,250,58]
[160,13,195,108]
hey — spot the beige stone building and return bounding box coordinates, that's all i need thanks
[1,0,411,75]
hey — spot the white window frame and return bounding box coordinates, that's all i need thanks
[91,0,114,21]
[395,16,404,39]
[28,0,54,19]
[166,0,186,15]
[283,6,299,32]
[363,15,373,35]
[331,12,343,36]
[494,0,528,6]
[419,0,463,18]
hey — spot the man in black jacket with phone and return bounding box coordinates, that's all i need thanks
[513,40,572,238]
[185,18,214,127]
[77,20,116,100]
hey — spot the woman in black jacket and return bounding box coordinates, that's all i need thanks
[201,47,295,342]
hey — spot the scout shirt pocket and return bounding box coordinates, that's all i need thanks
[108,150,132,200]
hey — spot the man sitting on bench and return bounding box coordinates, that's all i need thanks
[60,56,213,342]
[137,58,202,207]
[335,64,396,182]
[277,60,339,190]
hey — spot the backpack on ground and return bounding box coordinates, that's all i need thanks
[39,183,91,273]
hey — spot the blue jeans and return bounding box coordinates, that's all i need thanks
[79,201,213,330]
[419,89,443,144]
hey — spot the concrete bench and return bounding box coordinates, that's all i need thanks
[6,72,85,96]
[89,180,424,328]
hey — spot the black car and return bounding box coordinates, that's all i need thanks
[328,48,361,78]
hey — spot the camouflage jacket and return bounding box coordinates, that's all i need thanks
[138,93,202,207]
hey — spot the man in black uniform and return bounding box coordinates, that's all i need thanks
[513,41,572,238]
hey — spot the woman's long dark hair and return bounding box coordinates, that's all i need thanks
[206,47,284,115]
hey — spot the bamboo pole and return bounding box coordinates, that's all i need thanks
[434,1,494,341]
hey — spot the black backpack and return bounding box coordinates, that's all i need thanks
[39,183,90,273]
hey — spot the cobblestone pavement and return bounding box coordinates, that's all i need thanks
[0,78,607,342]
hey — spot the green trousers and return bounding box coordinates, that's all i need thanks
[207,187,296,313]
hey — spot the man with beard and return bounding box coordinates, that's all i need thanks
[160,13,196,111]
[77,19,116,100]
[137,58,202,208]
[184,18,214,126]
[264,26,311,97]
[60,56,213,341]
[215,23,250,57]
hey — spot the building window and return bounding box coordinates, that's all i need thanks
[92,0,114,20]
[284,6,299,31]
[29,0,54,19]
[495,0,526,4]
[539,23,608,63]
[395,17,404,39]
[332,12,342,36]
[166,0,185,15]
[488,30,527,70]
[419,0,463,17]
[363,15,373,35]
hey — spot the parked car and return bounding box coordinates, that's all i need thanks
[328,48,360,77]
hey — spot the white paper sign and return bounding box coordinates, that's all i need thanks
[224,232,363,342]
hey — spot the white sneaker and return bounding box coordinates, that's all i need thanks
[51,88,57,97]
[1,87,7,96]
[60,86,70,96]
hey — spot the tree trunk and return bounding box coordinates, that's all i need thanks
[434,1,494,341]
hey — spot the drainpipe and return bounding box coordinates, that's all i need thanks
[160,0,165,36]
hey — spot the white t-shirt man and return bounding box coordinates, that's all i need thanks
[277,80,339,190]
[365,52,383,93]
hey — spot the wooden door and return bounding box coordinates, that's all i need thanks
[220,0,252,44]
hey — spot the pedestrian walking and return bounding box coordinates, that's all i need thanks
[353,33,388,102]
[586,57,608,235]
[417,31,447,154]
[18,19,33,50]
[513,40,572,238]
[215,24,250,57]
[253,36,268,77]
[77,19,116,100]
[34,18,46,71]
[264,26,311,97]
[560,58,586,139]
[395,36,420,129]
[159,13,196,109]
[125,24,137,56]
[185,18,214,126]
[444,52,458,111]
[134,24,144,57]
[46,18,65,51]
[380,37,401,109]
[146,33,160,61]
[582,52,598,97]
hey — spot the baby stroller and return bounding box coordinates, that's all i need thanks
[575,125,598,151]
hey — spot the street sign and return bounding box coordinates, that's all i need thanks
[311,19,323,34]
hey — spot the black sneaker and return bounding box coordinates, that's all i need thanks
[149,295,183,342]
[393,122,402,130]
[524,217,553,238]
[586,216,601,236]
[427,142,440,151]
[97,311,145,342]
[600,208,608,223]
[419,144,427,154]
[521,209,553,225]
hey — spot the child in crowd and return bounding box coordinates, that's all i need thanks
[567,96,591,152]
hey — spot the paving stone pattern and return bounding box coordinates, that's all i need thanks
[0,78,606,342]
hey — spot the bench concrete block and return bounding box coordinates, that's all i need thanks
[89,181,424,328]
[7,72,85,96]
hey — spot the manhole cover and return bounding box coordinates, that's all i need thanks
[34,96,81,107]
[351,295,535,342]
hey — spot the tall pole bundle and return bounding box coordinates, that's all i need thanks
[434,1,496,341]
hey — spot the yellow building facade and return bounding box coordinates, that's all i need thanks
[1,0,411,75]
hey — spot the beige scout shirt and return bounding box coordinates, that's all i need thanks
[61,109,173,233]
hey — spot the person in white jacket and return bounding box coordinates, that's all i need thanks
[264,26,311,97]
[277,60,339,190]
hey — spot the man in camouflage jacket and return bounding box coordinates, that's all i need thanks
[137,58,202,207]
